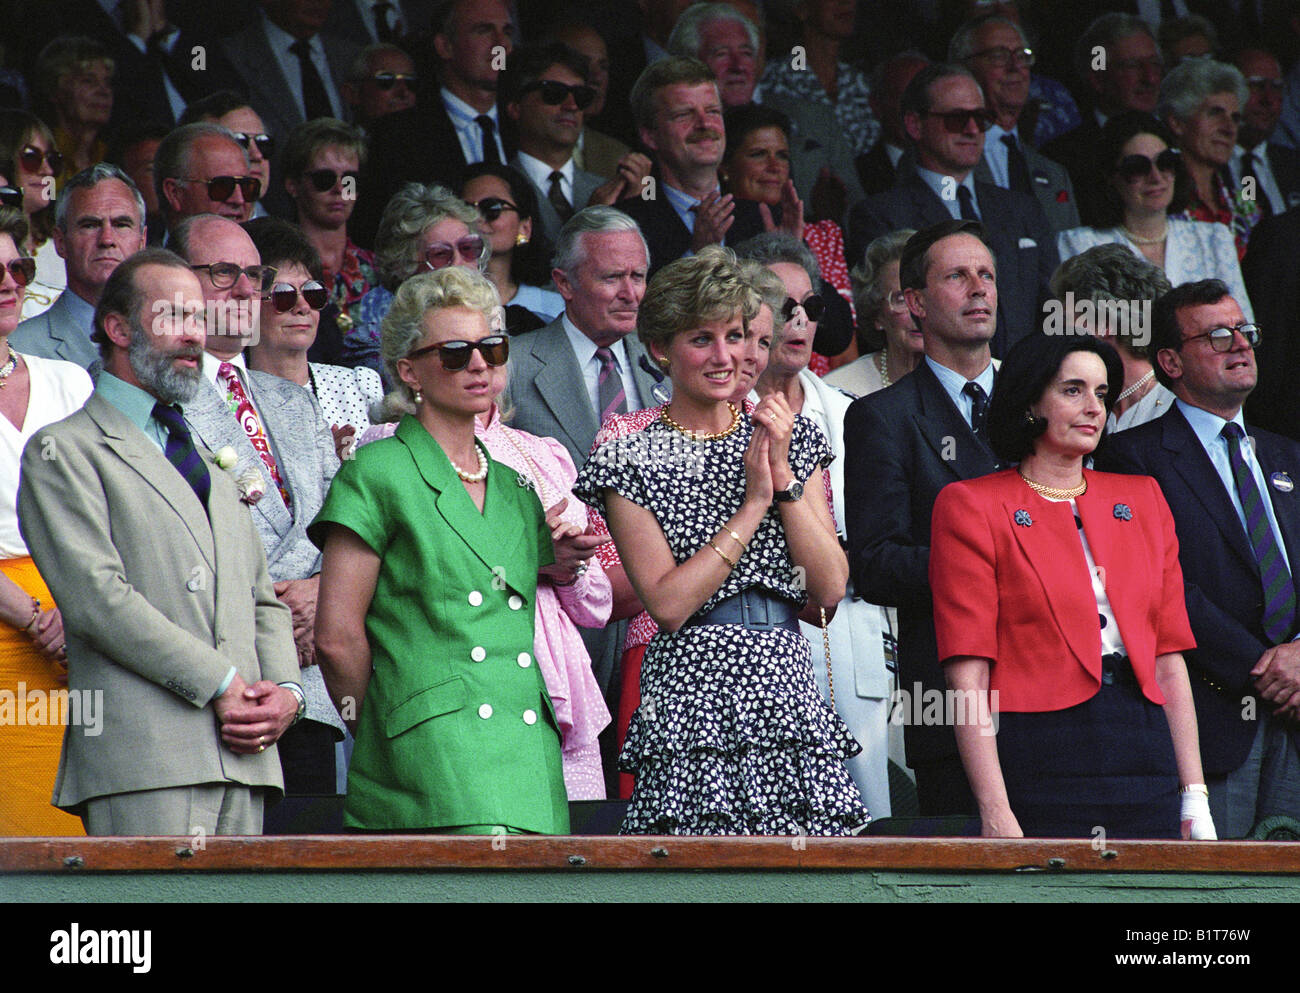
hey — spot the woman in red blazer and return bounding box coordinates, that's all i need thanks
[930,334,1215,839]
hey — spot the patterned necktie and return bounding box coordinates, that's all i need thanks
[963,380,989,437]
[289,39,334,120]
[956,184,979,221]
[1223,422,1296,642]
[1001,133,1033,195]
[476,115,501,164]
[217,362,291,508]
[595,346,627,425]
[152,402,210,508]
[548,170,574,223]
[372,1,397,42]
[1240,150,1273,218]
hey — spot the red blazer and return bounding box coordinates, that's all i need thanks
[929,468,1195,712]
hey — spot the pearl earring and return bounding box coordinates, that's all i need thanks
[414,390,423,405]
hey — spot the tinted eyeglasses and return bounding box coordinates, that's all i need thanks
[423,235,484,270]
[265,280,329,312]
[781,293,826,323]
[1,257,37,287]
[471,196,519,222]
[304,168,359,192]
[407,333,509,371]
[0,186,22,209]
[18,145,63,174]
[368,71,418,91]
[1247,76,1284,93]
[522,79,597,110]
[190,262,278,292]
[1116,148,1180,181]
[232,132,275,158]
[921,109,994,133]
[1181,323,1262,352]
[181,175,262,202]
[970,46,1035,68]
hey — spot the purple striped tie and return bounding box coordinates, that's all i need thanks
[153,402,210,508]
[595,346,627,425]
[1223,422,1296,642]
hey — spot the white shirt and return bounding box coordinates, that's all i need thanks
[916,166,979,221]
[925,355,995,430]
[353,0,402,43]
[262,15,344,120]
[515,151,575,205]
[560,313,643,418]
[442,87,506,164]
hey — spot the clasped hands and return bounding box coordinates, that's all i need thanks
[214,673,298,755]
[745,393,796,505]
[1252,641,1300,720]
[540,497,610,585]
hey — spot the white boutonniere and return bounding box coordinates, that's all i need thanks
[214,446,238,470]
[236,468,267,505]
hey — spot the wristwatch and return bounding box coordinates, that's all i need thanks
[279,682,307,726]
[773,480,804,503]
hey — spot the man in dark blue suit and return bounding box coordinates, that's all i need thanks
[847,63,1056,359]
[1098,279,1300,838]
[844,219,1003,818]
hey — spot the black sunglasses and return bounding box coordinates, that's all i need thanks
[190,262,278,292]
[921,109,994,133]
[368,71,418,91]
[304,168,359,192]
[1116,148,1180,181]
[423,234,485,270]
[265,280,329,312]
[522,79,596,110]
[19,145,63,175]
[181,175,262,202]
[407,333,509,371]
[232,132,275,158]
[0,186,22,209]
[781,293,826,323]
[471,196,519,222]
[1,257,36,287]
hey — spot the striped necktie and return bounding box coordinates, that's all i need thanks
[152,402,210,508]
[1223,422,1296,642]
[595,346,627,425]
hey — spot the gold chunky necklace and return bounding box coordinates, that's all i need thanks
[1018,468,1086,499]
[660,401,741,440]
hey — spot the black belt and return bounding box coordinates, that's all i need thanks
[684,589,800,632]
[1101,652,1138,689]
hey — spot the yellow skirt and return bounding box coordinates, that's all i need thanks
[0,557,85,836]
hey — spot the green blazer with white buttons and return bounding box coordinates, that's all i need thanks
[310,415,569,833]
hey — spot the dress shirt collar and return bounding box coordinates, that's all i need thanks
[95,371,167,443]
[1176,397,1246,454]
[926,354,994,427]
[202,349,247,390]
[561,311,629,370]
[515,150,574,193]
[662,181,718,234]
[885,142,905,168]
[915,165,977,218]
[262,11,318,57]
[442,86,497,129]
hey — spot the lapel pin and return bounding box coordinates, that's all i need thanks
[516,473,534,490]
[1271,472,1294,493]
[1014,509,1032,527]
[1113,503,1132,521]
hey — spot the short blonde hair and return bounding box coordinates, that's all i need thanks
[373,182,486,289]
[637,245,759,353]
[379,267,502,414]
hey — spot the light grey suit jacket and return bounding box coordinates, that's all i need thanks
[182,368,344,734]
[18,392,299,814]
[10,290,100,376]
[976,140,1080,236]
[512,154,606,249]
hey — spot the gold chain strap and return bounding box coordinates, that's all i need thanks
[820,606,834,710]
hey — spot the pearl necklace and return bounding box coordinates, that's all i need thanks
[875,350,891,388]
[1121,222,1168,245]
[1019,468,1087,500]
[450,440,489,482]
[660,401,741,441]
[1115,369,1155,403]
[0,349,16,388]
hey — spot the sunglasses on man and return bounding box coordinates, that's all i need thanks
[407,333,509,371]
[19,145,63,174]
[920,109,994,133]
[180,175,262,202]
[1116,148,1180,182]
[521,79,597,110]
[265,280,329,312]
[471,196,519,222]
[232,132,274,158]
[367,71,418,91]
[423,235,485,270]
[781,293,826,323]
[304,168,359,192]
[1,257,37,286]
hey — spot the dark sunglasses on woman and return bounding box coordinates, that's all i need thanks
[408,333,509,371]
[265,280,329,312]
[1,257,37,286]
[471,196,519,222]
[232,132,275,158]
[0,186,22,209]
[19,145,63,174]
[521,79,597,110]
[182,175,262,202]
[782,293,826,323]
[305,168,359,192]
[423,235,485,270]
[1116,148,1180,182]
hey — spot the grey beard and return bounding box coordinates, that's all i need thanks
[127,319,203,405]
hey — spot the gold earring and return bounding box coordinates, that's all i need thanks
[656,356,670,371]
[515,232,529,246]
[1024,410,1036,424]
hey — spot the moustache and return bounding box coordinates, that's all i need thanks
[688,129,722,143]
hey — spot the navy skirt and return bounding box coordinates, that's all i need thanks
[996,655,1180,839]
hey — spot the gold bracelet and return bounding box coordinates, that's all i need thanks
[707,541,736,568]
[720,525,746,551]
[1180,784,1209,796]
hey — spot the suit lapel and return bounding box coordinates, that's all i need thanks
[530,327,599,456]
[1251,430,1300,576]
[87,393,216,571]
[913,363,998,481]
[625,335,667,410]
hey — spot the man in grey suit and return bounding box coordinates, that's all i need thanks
[11,164,147,373]
[504,44,611,248]
[954,14,1081,237]
[172,214,345,807]
[18,249,303,835]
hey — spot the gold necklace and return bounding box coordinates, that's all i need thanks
[1121,221,1168,245]
[875,349,891,388]
[1018,468,1086,499]
[660,401,741,441]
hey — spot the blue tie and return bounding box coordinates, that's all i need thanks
[153,402,210,508]
[1223,422,1296,642]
